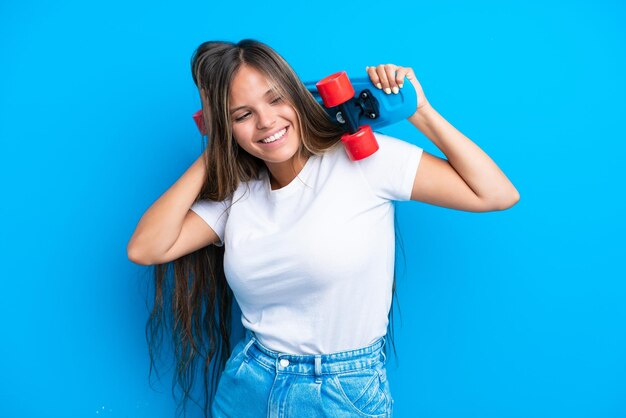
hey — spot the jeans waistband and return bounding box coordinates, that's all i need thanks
[241,329,387,376]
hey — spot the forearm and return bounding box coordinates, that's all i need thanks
[127,153,207,263]
[408,104,519,206]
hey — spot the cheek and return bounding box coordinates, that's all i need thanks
[231,125,245,143]
[231,127,255,151]
[232,135,247,150]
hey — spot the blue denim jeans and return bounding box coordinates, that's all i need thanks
[211,329,394,417]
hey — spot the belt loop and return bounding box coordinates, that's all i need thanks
[314,355,322,384]
[242,334,255,363]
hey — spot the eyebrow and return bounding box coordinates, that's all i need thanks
[229,88,275,114]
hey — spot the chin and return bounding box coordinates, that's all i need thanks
[256,142,300,160]
[270,151,302,165]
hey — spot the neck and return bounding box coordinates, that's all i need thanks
[265,153,309,190]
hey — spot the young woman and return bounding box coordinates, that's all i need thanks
[127,39,519,418]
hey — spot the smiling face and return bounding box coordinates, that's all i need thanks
[229,64,305,186]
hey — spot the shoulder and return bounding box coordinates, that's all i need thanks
[372,131,418,149]
[354,131,424,201]
[357,131,423,166]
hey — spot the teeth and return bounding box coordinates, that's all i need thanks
[260,127,287,143]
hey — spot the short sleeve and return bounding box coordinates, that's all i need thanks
[190,196,231,247]
[356,132,423,201]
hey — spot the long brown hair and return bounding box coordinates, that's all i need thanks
[144,38,403,417]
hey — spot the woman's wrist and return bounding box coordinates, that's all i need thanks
[408,102,436,131]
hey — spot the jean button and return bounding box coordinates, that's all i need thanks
[279,358,290,367]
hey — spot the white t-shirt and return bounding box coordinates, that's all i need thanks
[190,132,423,354]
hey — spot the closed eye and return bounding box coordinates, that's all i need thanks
[234,97,284,122]
[234,113,250,122]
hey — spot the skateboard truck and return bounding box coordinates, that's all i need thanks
[335,90,378,123]
[315,71,379,161]
[357,90,379,120]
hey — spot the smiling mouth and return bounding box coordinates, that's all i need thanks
[257,126,288,143]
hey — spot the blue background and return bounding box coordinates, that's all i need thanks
[1,0,625,417]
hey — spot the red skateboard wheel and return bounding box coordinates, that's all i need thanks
[315,71,355,108]
[193,109,206,136]
[341,125,379,161]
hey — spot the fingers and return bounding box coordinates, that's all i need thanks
[366,64,415,94]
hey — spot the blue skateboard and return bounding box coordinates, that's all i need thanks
[307,71,417,160]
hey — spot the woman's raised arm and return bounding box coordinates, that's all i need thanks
[127,153,219,265]
[366,64,519,212]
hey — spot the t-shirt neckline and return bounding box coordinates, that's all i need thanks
[264,155,315,201]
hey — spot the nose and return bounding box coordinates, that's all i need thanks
[256,105,277,130]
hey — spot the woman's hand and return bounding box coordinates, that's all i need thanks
[365,64,430,116]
